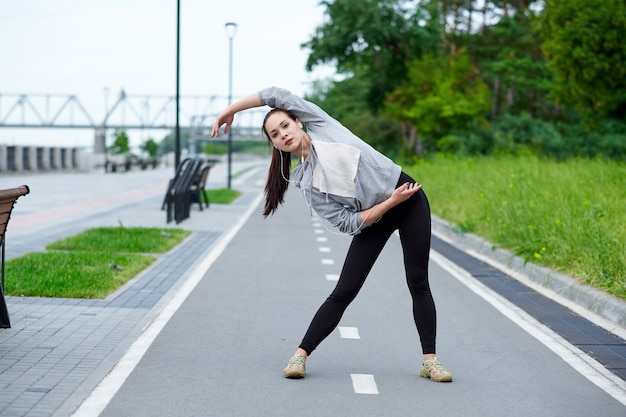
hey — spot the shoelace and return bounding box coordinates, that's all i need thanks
[287,356,305,368]
[426,360,448,375]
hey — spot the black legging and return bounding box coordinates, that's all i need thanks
[299,172,437,355]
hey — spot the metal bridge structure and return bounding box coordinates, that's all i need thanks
[0,89,267,153]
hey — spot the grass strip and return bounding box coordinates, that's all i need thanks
[204,188,242,204]
[47,227,191,253]
[5,251,154,299]
[405,155,626,299]
[5,227,191,299]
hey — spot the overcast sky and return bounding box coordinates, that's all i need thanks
[0,0,333,148]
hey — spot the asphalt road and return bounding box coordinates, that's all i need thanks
[96,182,626,417]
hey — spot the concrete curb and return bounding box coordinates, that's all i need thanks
[431,215,626,329]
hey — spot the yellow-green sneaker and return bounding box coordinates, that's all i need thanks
[420,358,453,382]
[283,355,306,379]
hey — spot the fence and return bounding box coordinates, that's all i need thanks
[0,145,80,172]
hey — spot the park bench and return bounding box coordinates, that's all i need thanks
[189,163,211,211]
[0,185,30,328]
[162,157,208,223]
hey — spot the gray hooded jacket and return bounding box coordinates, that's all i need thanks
[259,87,402,235]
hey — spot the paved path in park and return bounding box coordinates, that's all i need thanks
[0,159,625,417]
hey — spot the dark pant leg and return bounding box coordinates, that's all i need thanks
[397,188,437,354]
[298,221,395,355]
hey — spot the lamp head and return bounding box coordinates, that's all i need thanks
[224,22,238,39]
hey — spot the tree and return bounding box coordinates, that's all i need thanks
[306,75,404,158]
[538,0,626,125]
[303,0,440,112]
[468,11,552,118]
[385,48,491,154]
[109,129,130,155]
[141,138,159,159]
[159,129,190,154]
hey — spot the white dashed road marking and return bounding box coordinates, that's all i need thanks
[339,327,360,339]
[351,374,379,394]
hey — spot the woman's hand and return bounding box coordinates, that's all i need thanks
[359,182,422,226]
[210,109,234,138]
[210,92,264,138]
[390,182,422,204]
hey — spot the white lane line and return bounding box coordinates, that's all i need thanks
[326,274,339,281]
[71,193,265,417]
[234,167,263,185]
[339,327,360,339]
[312,222,322,227]
[351,374,379,394]
[318,247,331,253]
[430,250,626,406]
[314,229,324,234]
[316,237,328,242]
[321,259,335,265]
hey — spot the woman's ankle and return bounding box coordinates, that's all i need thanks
[294,348,308,358]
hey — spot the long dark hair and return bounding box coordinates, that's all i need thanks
[262,108,296,217]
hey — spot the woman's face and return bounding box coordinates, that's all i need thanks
[264,111,306,153]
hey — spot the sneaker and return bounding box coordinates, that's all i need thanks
[420,358,453,382]
[283,355,306,379]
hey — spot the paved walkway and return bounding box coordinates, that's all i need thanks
[0,159,267,417]
[1,158,625,417]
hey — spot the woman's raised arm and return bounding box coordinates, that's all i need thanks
[210,92,263,137]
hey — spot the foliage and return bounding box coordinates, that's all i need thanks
[160,128,191,154]
[302,0,440,111]
[201,140,271,156]
[298,0,624,161]
[109,129,130,155]
[141,138,159,158]
[538,0,626,126]
[385,48,491,154]
[202,142,228,155]
[306,77,405,158]
[405,155,626,299]
[469,11,553,118]
[491,112,563,155]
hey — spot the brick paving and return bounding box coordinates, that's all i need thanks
[0,160,267,417]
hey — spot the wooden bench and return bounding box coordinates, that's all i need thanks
[0,185,30,328]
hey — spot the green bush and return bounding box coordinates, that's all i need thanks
[492,112,563,156]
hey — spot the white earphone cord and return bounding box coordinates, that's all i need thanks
[276,136,372,237]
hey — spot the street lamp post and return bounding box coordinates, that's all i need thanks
[224,22,237,189]
[103,86,110,172]
[175,0,181,172]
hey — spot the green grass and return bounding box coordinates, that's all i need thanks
[205,188,242,204]
[404,155,626,299]
[47,227,191,253]
[5,252,155,299]
[203,140,271,155]
[5,227,191,299]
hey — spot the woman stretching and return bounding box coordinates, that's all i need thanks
[211,87,453,382]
